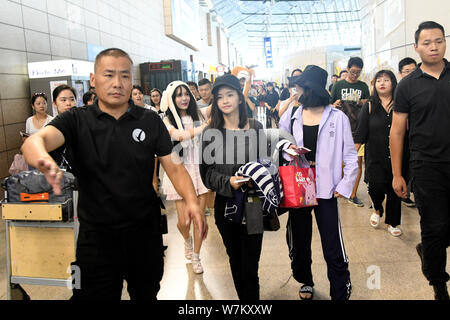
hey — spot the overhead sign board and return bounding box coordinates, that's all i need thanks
[264,37,273,68]
[28,60,94,79]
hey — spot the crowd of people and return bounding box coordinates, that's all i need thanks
[10,20,449,301]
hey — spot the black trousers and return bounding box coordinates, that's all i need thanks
[410,161,450,286]
[71,220,164,300]
[286,198,351,300]
[368,181,402,227]
[215,201,263,300]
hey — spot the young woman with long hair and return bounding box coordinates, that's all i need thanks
[354,70,404,237]
[200,74,266,300]
[160,81,209,274]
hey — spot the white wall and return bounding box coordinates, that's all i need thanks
[360,0,450,82]
[0,0,226,178]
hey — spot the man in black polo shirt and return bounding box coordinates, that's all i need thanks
[390,21,449,300]
[21,48,207,300]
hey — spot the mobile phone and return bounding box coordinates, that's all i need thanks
[235,177,251,184]
[297,147,312,155]
[285,147,311,156]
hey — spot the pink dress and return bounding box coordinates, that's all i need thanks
[162,115,209,201]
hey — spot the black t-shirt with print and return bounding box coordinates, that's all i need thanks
[394,59,450,162]
[48,100,173,230]
[330,79,370,104]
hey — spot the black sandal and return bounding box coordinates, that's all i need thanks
[299,285,314,300]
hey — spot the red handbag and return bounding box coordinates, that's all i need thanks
[280,156,318,208]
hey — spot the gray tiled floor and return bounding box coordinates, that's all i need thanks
[0,182,448,300]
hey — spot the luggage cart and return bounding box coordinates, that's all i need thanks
[2,192,79,300]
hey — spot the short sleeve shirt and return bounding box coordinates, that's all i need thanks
[330,79,370,104]
[394,60,450,162]
[48,100,173,230]
[354,101,394,183]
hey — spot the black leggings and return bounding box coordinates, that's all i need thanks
[214,200,263,300]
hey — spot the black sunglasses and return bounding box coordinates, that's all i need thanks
[32,92,47,97]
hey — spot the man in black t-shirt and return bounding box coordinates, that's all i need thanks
[398,57,418,208]
[21,48,207,300]
[391,21,450,300]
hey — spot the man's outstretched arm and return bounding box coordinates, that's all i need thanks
[390,112,408,199]
[21,126,66,194]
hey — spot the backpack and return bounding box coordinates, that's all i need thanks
[337,101,363,134]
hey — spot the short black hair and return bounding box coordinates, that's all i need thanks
[332,74,339,78]
[298,87,330,109]
[31,92,48,106]
[150,88,162,107]
[347,57,364,69]
[398,57,417,73]
[94,48,133,71]
[291,68,303,76]
[52,85,77,102]
[415,21,445,44]
[132,85,144,95]
[198,78,211,87]
[372,70,398,107]
[186,81,198,90]
[83,91,96,105]
[339,70,348,77]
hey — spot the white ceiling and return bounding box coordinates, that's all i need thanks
[205,0,362,59]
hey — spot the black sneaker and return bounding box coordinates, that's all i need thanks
[402,198,416,207]
[348,196,364,207]
[433,283,449,300]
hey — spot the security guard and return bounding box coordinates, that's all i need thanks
[21,48,207,300]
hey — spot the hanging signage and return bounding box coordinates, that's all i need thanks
[264,37,273,68]
[164,0,201,51]
[148,62,175,71]
[28,60,94,79]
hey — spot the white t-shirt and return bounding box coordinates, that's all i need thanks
[26,115,54,135]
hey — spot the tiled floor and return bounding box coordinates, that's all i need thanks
[0,182,448,300]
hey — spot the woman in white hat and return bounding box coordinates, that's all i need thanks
[160,81,209,274]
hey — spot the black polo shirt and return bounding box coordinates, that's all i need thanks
[48,100,173,230]
[394,59,450,163]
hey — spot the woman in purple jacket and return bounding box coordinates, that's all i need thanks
[279,65,358,301]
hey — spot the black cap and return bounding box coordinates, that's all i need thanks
[212,74,242,95]
[292,65,330,100]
